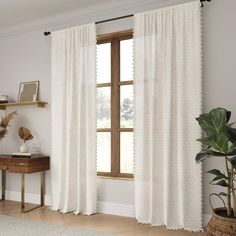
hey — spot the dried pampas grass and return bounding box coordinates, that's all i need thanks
[0,111,17,141]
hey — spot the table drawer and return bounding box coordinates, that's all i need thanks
[7,163,49,173]
[0,155,50,173]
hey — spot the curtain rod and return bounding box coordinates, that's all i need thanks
[44,14,133,36]
[200,0,212,7]
[44,0,212,36]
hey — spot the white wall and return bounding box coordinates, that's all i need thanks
[0,30,51,199]
[202,0,236,216]
[0,0,235,220]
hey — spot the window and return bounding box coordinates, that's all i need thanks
[96,30,134,178]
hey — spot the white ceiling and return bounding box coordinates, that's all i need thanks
[0,0,107,27]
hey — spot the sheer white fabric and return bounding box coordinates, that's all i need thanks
[134,2,203,231]
[51,24,97,215]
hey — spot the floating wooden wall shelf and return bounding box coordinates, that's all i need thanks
[0,101,48,110]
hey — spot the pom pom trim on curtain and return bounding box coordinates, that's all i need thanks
[134,1,203,231]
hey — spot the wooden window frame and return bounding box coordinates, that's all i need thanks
[96,29,134,178]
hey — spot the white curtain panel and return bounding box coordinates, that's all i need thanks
[51,24,97,215]
[134,1,202,231]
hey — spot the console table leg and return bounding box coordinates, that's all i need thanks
[21,174,25,210]
[40,171,45,206]
[2,170,6,200]
[21,171,45,213]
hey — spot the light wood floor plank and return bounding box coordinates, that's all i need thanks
[0,201,206,236]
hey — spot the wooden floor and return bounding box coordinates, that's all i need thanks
[0,201,206,236]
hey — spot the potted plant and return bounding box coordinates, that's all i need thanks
[196,108,236,235]
[0,111,17,141]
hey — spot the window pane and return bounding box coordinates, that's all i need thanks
[120,39,133,81]
[120,132,134,174]
[97,87,111,128]
[120,85,134,128]
[96,43,111,84]
[97,132,111,172]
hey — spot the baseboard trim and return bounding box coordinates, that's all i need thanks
[97,201,135,217]
[4,190,51,206]
[4,190,135,217]
[4,190,209,222]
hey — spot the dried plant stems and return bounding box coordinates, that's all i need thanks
[0,111,17,141]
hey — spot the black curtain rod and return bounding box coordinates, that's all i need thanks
[96,14,133,25]
[200,0,211,7]
[44,14,133,36]
[44,0,212,36]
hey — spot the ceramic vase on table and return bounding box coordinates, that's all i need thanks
[20,142,29,153]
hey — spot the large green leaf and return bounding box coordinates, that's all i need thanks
[218,192,227,197]
[195,148,235,164]
[215,150,234,156]
[227,152,236,157]
[228,122,236,127]
[227,126,236,143]
[197,133,228,153]
[213,180,229,187]
[195,147,236,164]
[195,149,224,163]
[196,108,228,136]
[226,111,231,123]
[230,156,236,169]
[215,134,228,152]
[228,142,236,153]
[195,149,211,163]
[211,150,235,156]
[210,176,226,184]
[207,169,228,179]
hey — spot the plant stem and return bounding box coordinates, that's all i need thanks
[225,157,232,216]
[231,164,236,217]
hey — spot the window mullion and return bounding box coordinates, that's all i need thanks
[111,38,120,177]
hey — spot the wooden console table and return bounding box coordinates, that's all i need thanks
[0,155,50,213]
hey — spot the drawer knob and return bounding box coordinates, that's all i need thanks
[19,163,26,166]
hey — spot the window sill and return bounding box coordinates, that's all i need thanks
[97,175,133,181]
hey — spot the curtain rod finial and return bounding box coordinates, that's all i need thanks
[44,32,51,36]
[200,0,212,8]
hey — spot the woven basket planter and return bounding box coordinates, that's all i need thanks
[205,208,236,236]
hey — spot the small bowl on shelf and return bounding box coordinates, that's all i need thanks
[0,95,8,104]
